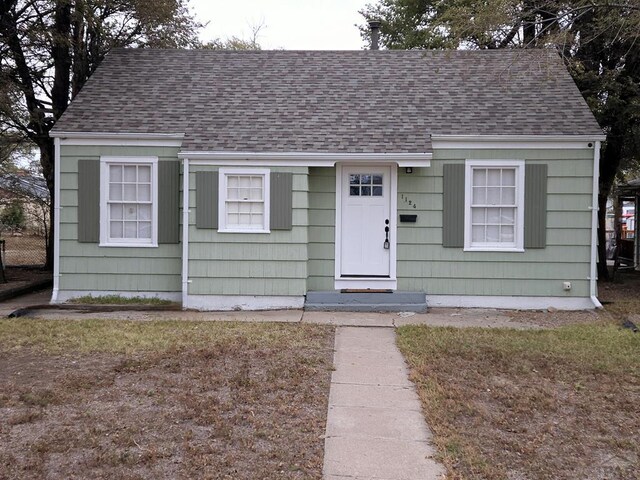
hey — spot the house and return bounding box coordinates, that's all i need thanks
[50,48,605,311]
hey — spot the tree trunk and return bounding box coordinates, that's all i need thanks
[37,138,55,271]
[597,192,610,280]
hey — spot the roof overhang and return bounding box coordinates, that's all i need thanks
[431,134,607,150]
[180,151,432,167]
[50,131,185,147]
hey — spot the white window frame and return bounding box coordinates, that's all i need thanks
[99,156,159,247]
[218,168,270,233]
[464,159,525,252]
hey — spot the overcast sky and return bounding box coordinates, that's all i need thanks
[190,0,371,50]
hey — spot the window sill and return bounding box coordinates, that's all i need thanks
[99,242,158,248]
[464,246,524,253]
[217,229,271,234]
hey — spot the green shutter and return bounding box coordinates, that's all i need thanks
[196,171,218,229]
[270,172,293,230]
[78,160,100,243]
[157,161,180,244]
[443,164,465,248]
[524,164,548,249]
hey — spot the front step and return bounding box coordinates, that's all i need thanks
[304,291,427,313]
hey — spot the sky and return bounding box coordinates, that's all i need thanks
[189,0,371,50]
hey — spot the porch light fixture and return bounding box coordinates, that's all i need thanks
[405,167,413,174]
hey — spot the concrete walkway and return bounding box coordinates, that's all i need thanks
[323,327,445,480]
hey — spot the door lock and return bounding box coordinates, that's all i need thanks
[384,219,390,249]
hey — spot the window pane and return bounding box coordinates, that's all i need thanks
[139,205,151,221]
[472,168,486,186]
[238,176,251,188]
[502,169,516,187]
[227,188,239,200]
[502,187,516,205]
[123,221,137,238]
[239,188,250,200]
[239,203,251,214]
[239,213,251,224]
[250,176,262,188]
[123,184,137,201]
[372,186,382,196]
[486,187,501,204]
[123,165,136,182]
[124,204,137,220]
[138,184,151,202]
[227,202,239,213]
[110,165,122,182]
[487,169,501,186]
[251,202,264,214]
[472,225,485,242]
[349,174,360,185]
[110,204,123,220]
[110,221,123,238]
[486,208,501,224]
[138,166,151,183]
[471,208,485,223]
[109,184,122,201]
[361,186,371,196]
[501,225,514,242]
[372,175,383,185]
[228,176,239,189]
[472,187,486,204]
[350,186,360,196]
[249,188,262,200]
[138,222,152,239]
[501,208,515,224]
[486,225,500,242]
[251,213,263,226]
[361,174,372,184]
[227,213,239,225]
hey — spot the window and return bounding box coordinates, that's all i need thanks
[100,157,158,246]
[464,160,524,251]
[349,173,383,196]
[218,168,270,233]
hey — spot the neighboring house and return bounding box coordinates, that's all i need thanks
[0,171,50,233]
[50,49,605,310]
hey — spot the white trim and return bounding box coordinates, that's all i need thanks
[52,131,184,147]
[334,164,397,287]
[217,167,271,233]
[463,160,525,252]
[99,156,159,247]
[590,141,602,308]
[185,151,432,167]
[431,134,605,150]
[426,295,597,310]
[182,157,190,307]
[334,278,398,290]
[51,138,61,304]
[53,290,182,304]
[185,295,304,311]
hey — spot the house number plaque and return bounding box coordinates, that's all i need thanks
[400,193,418,209]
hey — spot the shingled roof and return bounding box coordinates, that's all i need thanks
[52,48,603,153]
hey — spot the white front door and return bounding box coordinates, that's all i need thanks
[339,166,392,277]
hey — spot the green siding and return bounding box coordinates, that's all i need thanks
[307,168,335,291]
[188,166,308,297]
[58,145,182,294]
[395,148,595,297]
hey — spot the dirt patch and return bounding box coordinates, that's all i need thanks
[0,323,334,479]
[0,267,51,295]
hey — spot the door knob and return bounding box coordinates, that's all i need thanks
[384,220,390,249]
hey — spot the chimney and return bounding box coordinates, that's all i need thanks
[368,19,381,50]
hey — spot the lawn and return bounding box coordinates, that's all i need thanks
[0,319,335,479]
[397,322,639,479]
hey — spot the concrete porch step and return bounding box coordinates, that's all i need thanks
[305,291,427,312]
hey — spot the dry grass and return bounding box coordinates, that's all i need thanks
[0,319,335,479]
[397,323,639,479]
[68,294,175,306]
